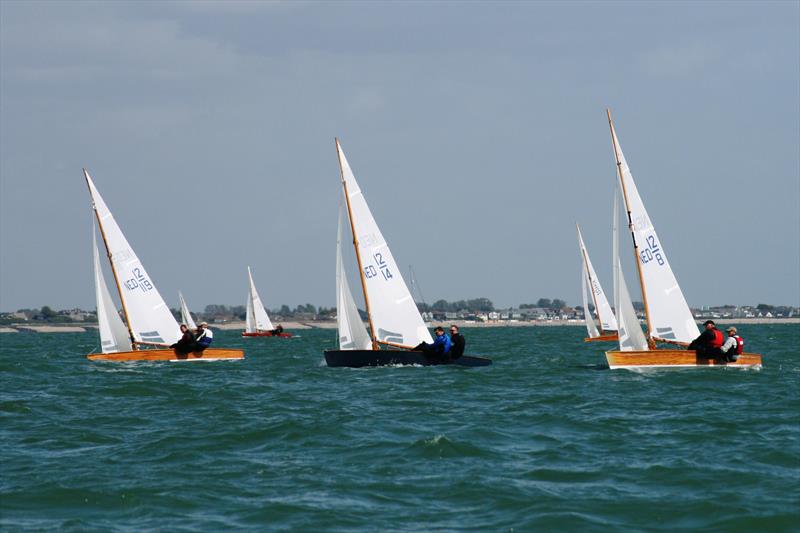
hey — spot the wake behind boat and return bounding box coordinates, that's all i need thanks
[602,111,762,370]
[85,169,244,362]
[324,139,492,368]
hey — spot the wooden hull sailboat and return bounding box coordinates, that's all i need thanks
[85,169,243,362]
[602,110,763,369]
[605,349,762,370]
[326,139,491,368]
[88,348,245,362]
[577,224,619,343]
[241,266,291,338]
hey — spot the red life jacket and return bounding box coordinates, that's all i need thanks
[708,329,724,348]
[732,335,744,355]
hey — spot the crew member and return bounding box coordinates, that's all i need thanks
[720,326,744,362]
[270,324,284,336]
[449,325,465,359]
[195,322,214,351]
[413,326,451,357]
[688,320,724,358]
[171,324,196,354]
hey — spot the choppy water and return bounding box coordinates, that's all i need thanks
[1,325,798,531]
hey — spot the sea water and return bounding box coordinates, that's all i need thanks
[1,325,798,531]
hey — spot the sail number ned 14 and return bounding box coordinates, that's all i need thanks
[364,252,393,281]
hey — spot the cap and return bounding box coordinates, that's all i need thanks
[199,321,209,327]
[703,320,716,326]
[726,326,737,334]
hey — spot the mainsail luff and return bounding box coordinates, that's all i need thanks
[336,138,379,350]
[93,228,133,353]
[335,139,432,349]
[85,169,136,347]
[606,110,700,346]
[84,169,180,346]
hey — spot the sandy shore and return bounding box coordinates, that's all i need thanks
[1,317,795,333]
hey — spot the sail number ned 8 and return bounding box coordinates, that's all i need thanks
[364,252,393,281]
[640,235,664,266]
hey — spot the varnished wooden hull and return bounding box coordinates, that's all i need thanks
[241,331,293,338]
[605,349,762,369]
[324,350,492,368]
[87,348,245,362]
[584,333,619,343]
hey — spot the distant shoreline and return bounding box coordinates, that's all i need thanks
[1,317,797,333]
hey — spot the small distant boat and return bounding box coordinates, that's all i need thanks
[323,139,491,368]
[241,266,292,338]
[178,291,197,329]
[576,224,618,342]
[85,170,244,362]
[602,111,762,369]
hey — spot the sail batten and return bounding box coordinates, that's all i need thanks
[608,114,700,344]
[86,170,180,346]
[336,140,432,348]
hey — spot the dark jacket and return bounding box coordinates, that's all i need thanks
[450,333,465,358]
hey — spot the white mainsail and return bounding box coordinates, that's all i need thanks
[336,201,372,350]
[581,269,600,338]
[613,185,648,351]
[577,224,618,333]
[93,229,133,353]
[336,140,433,347]
[178,291,197,330]
[86,170,180,346]
[245,267,274,333]
[610,119,700,344]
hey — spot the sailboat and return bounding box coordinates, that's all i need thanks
[85,169,244,362]
[241,266,291,337]
[178,291,197,330]
[323,139,491,367]
[603,112,762,369]
[577,224,618,342]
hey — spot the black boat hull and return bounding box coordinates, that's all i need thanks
[324,350,492,368]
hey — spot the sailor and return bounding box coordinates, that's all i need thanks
[720,326,744,362]
[688,320,724,358]
[414,326,451,357]
[195,322,214,351]
[170,324,196,354]
[449,325,465,359]
[271,324,284,336]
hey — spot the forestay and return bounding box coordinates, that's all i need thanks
[577,225,618,332]
[336,140,432,347]
[610,123,700,344]
[336,202,372,350]
[246,267,274,333]
[93,229,132,353]
[178,291,197,330]
[613,191,648,351]
[86,170,179,345]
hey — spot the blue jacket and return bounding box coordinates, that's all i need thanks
[431,333,451,354]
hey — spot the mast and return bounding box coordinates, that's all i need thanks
[576,224,604,334]
[606,110,656,349]
[84,168,137,349]
[335,138,379,351]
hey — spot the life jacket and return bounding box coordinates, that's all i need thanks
[731,335,744,355]
[708,328,724,348]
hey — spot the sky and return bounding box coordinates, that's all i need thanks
[1,0,798,312]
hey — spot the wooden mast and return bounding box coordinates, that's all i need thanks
[606,110,656,349]
[84,168,137,349]
[335,138,380,351]
[576,224,604,334]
